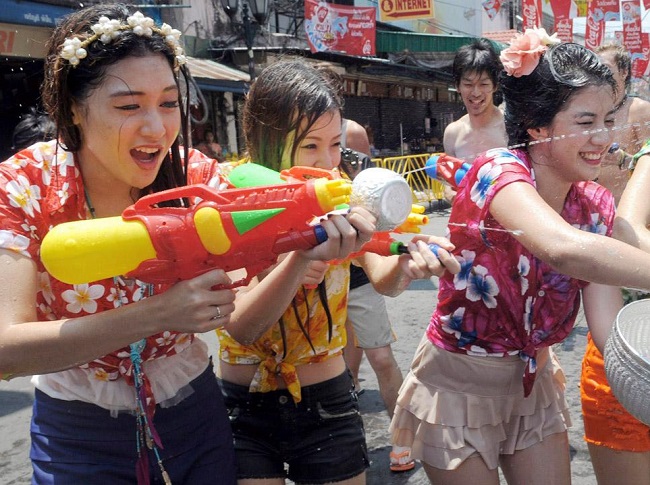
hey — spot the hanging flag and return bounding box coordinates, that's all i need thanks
[622,0,643,54]
[549,0,578,19]
[482,0,502,20]
[584,0,605,50]
[549,0,577,43]
[631,34,650,78]
[594,0,621,22]
[304,1,376,56]
[521,0,543,29]
[554,18,573,42]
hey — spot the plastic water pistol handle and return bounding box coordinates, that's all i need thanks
[424,153,472,190]
[40,177,351,285]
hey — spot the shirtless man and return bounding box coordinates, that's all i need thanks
[596,43,650,205]
[443,38,507,202]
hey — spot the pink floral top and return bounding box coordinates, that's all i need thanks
[427,148,615,396]
[0,140,225,402]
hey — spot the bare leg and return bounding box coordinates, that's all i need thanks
[588,443,650,485]
[423,455,500,485]
[500,431,570,485]
[363,345,403,417]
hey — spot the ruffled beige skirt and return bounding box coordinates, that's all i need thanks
[390,335,570,471]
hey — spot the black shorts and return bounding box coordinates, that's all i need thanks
[219,370,369,484]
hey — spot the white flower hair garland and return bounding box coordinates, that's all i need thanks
[60,11,187,68]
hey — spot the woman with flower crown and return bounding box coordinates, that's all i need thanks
[0,4,377,484]
[389,30,650,484]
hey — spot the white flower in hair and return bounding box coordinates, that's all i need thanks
[60,37,87,66]
[160,23,182,43]
[59,10,187,68]
[91,16,123,44]
[127,11,154,37]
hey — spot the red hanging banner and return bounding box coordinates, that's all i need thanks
[631,34,650,78]
[594,0,622,21]
[549,0,578,19]
[521,0,543,29]
[554,18,574,42]
[622,0,643,53]
[304,1,376,56]
[584,0,605,50]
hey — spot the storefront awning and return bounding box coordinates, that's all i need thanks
[185,56,250,94]
[0,0,74,27]
[376,31,505,54]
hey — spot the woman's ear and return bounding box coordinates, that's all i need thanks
[527,126,549,141]
[71,103,82,126]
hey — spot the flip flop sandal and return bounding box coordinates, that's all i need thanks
[389,449,415,472]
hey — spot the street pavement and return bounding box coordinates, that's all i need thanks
[0,208,598,484]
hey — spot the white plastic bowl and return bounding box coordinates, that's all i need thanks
[604,299,650,426]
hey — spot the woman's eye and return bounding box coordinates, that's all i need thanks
[116,104,139,111]
[162,101,180,108]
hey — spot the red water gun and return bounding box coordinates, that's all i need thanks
[229,162,432,258]
[424,153,472,190]
[41,176,351,286]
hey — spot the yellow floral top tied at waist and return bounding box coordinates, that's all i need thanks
[217,263,350,403]
[59,11,186,69]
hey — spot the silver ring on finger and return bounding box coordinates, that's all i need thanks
[211,305,222,320]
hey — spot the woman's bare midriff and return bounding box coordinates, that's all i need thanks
[218,354,347,388]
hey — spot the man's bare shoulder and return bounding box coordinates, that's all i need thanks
[343,119,371,154]
[629,96,650,122]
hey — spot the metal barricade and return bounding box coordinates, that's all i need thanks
[373,154,446,211]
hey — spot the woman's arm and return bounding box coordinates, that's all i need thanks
[224,208,376,345]
[582,283,623,353]
[357,234,460,297]
[490,181,650,290]
[0,249,236,378]
[614,155,650,252]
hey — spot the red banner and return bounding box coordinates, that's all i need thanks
[622,0,643,53]
[549,0,578,19]
[594,0,621,21]
[521,0,542,29]
[305,1,376,56]
[584,0,605,50]
[645,0,650,9]
[631,34,650,78]
[554,18,574,42]
[482,0,502,20]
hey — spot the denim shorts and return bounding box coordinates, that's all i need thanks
[219,370,369,484]
[30,362,236,485]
